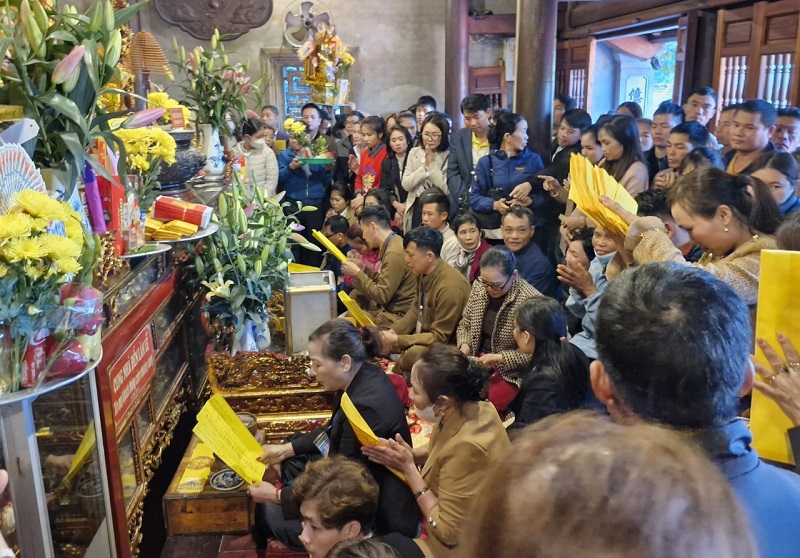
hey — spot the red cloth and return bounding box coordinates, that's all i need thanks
[469,239,493,283]
[488,370,519,415]
[355,144,388,194]
[387,372,410,407]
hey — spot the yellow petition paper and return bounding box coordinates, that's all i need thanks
[193,394,266,483]
[568,153,638,237]
[340,393,406,482]
[312,229,348,262]
[751,250,800,465]
[338,291,375,327]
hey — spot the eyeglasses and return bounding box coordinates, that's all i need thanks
[422,132,442,140]
[476,275,512,292]
[324,231,339,239]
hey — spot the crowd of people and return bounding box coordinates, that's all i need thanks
[237,89,800,558]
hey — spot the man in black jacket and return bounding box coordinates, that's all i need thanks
[447,94,493,218]
[251,325,418,549]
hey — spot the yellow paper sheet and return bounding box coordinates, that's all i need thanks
[338,291,375,327]
[176,443,215,494]
[312,229,348,262]
[193,394,266,484]
[568,153,638,237]
[58,421,96,490]
[750,250,800,465]
[340,393,405,482]
[289,262,320,273]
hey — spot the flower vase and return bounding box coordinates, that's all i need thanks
[200,124,225,179]
[232,316,271,355]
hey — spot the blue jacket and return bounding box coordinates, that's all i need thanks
[694,420,800,558]
[566,256,610,360]
[512,241,558,299]
[470,148,551,228]
[277,147,332,203]
[780,193,800,215]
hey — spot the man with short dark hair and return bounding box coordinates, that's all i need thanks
[261,105,289,141]
[501,207,557,298]
[447,94,493,218]
[320,215,352,281]
[396,111,418,144]
[653,121,710,189]
[341,207,416,327]
[716,103,740,154]
[773,107,800,153]
[647,102,684,185]
[591,263,800,558]
[725,99,777,175]
[635,190,702,262]
[379,227,470,377]
[414,95,437,129]
[420,193,459,267]
[682,86,718,127]
[552,94,577,135]
[547,108,592,182]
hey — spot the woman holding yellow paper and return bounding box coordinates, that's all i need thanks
[603,168,781,306]
[250,320,418,549]
[362,344,510,558]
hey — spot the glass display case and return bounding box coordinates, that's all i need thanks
[0,364,115,558]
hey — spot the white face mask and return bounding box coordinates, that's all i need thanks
[595,251,616,265]
[414,403,439,423]
[251,138,267,149]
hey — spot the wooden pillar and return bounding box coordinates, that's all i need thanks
[515,0,558,158]
[445,0,469,131]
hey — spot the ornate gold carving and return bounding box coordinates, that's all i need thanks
[208,351,314,392]
[142,386,188,482]
[226,393,333,415]
[127,498,144,558]
[153,0,274,41]
[94,232,129,288]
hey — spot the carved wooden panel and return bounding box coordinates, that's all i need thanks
[154,0,274,41]
[556,37,595,113]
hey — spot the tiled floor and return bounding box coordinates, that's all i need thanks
[160,534,308,558]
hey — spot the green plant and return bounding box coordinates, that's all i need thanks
[171,29,262,138]
[0,0,149,193]
[194,176,319,350]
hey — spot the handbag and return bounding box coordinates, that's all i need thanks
[472,156,504,230]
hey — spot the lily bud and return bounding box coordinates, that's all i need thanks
[87,0,103,33]
[31,0,49,35]
[103,0,115,34]
[104,30,121,68]
[211,33,218,50]
[217,192,228,216]
[120,108,165,129]
[172,36,178,52]
[179,45,186,63]
[241,84,252,94]
[62,65,81,93]
[254,260,263,277]
[52,45,85,84]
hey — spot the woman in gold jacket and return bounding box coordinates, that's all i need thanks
[363,345,510,558]
[604,168,782,306]
[455,246,541,413]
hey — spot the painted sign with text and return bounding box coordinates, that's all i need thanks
[109,327,156,426]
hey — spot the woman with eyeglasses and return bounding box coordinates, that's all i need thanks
[401,113,450,232]
[455,246,541,413]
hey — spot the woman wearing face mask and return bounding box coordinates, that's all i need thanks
[362,344,510,558]
[603,168,782,307]
[455,246,541,413]
[250,320,418,549]
[233,118,279,198]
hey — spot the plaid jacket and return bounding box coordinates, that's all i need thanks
[456,278,541,385]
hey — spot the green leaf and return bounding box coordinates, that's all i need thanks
[47,30,77,42]
[90,107,133,130]
[113,1,148,28]
[85,153,116,184]
[60,132,86,174]
[81,38,100,93]
[39,92,89,136]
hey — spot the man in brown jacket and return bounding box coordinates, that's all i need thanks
[379,227,471,378]
[341,207,416,327]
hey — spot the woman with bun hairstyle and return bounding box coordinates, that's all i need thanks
[251,320,418,549]
[604,168,781,305]
[363,344,510,558]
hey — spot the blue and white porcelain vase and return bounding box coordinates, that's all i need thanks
[200,123,224,179]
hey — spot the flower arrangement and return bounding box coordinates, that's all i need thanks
[171,29,262,138]
[112,125,177,211]
[300,25,354,87]
[0,189,101,393]
[0,0,148,193]
[146,90,191,127]
[192,176,319,354]
[283,117,330,159]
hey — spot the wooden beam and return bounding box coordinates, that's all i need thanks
[468,14,516,36]
[446,0,470,130]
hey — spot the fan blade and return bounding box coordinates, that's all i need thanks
[301,1,313,20]
[285,11,303,27]
[310,13,331,27]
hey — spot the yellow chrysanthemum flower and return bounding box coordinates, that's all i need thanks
[30,217,51,232]
[53,257,82,275]
[14,190,66,221]
[4,237,47,262]
[0,262,8,278]
[40,234,81,259]
[24,263,44,280]
[0,213,32,238]
[64,218,84,243]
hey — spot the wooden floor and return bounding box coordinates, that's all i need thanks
[160,534,309,558]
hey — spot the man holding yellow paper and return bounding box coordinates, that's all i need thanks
[341,206,416,327]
